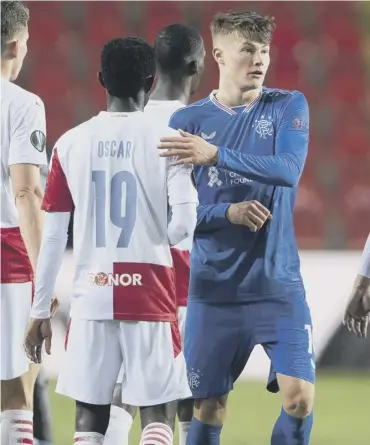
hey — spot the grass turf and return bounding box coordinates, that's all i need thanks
[50,371,370,445]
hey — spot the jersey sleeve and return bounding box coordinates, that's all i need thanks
[8,95,47,167]
[196,203,231,233]
[42,147,74,212]
[217,92,309,187]
[30,211,70,319]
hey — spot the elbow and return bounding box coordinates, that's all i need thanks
[15,186,43,201]
[278,173,299,188]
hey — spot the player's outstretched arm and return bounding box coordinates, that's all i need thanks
[344,235,370,338]
[159,93,309,188]
[9,97,47,272]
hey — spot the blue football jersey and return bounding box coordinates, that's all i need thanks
[169,88,309,303]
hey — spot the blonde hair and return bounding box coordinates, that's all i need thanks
[211,11,276,44]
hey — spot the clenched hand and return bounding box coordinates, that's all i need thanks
[226,201,272,232]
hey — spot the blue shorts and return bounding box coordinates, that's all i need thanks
[184,294,315,399]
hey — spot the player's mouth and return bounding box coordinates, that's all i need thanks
[248,70,264,78]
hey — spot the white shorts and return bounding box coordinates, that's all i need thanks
[1,282,32,380]
[178,306,187,347]
[56,318,191,406]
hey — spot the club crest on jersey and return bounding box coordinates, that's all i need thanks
[88,272,142,287]
[252,115,274,139]
[187,369,203,389]
[30,130,46,152]
[200,131,216,141]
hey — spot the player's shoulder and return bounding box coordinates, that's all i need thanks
[262,87,307,106]
[54,118,94,156]
[1,78,44,110]
[169,95,213,127]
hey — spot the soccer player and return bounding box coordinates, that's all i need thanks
[1,2,49,443]
[104,24,205,445]
[24,37,197,445]
[159,11,315,445]
[344,234,370,337]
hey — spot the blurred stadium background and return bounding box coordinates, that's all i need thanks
[18,1,370,444]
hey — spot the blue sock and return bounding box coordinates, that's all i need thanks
[186,417,222,445]
[271,408,313,445]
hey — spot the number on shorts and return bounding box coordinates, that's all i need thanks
[304,324,314,355]
[92,170,137,248]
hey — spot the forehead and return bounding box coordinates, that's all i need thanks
[214,32,269,50]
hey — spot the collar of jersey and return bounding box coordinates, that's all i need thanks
[98,111,144,117]
[209,90,261,115]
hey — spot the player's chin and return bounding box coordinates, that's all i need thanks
[243,77,264,90]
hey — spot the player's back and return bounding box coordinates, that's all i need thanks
[54,111,182,320]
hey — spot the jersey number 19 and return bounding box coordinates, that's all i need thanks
[92,170,137,248]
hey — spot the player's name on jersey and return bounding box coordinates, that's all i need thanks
[88,272,142,287]
[98,140,132,159]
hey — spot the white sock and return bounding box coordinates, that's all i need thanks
[178,421,191,445]
[1,409,33,444]
[104,406,133,445]
[74,432,104,445]
[140,422,173,445]
[34,440,53,445]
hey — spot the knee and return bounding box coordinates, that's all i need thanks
[1,378,32,411]
[282,383,315,419]
[193,395,228,426]
[75,401,110,435]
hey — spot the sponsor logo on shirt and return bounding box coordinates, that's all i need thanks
[88,272,142,287]
[292,117,309,131]
[200,131,216,141]
[207,166,223,187]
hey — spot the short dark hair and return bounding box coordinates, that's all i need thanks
[154,24,203,73]
[100,37,155,99]
[211,11,276,44]
[1,1,29,47]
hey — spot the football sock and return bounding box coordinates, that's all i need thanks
[103,406,133,445]
[271,408,313,445]
[186,418,222,445]
[1,409,33,444]
[73,432,104,444]
[140,422,173,445]
[178,421,191,445]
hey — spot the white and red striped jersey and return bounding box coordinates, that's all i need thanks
[0,78,47,283]
[33,110,197,321]
[145,100,193,307]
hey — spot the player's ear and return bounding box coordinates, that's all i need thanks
[144,75,155,93]
[213,47,224,65]
[98,72,105,88]
[2,39,18,60]
[188,60,198,76]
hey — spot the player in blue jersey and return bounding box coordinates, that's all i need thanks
[158,10,314,445]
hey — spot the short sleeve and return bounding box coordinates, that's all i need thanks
[8,96,48,167]
[42,148,74,212]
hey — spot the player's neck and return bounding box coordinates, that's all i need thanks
[150,76,190,105]
[107,95,144,113]
[216,80,261,108]
[1,62,12,81]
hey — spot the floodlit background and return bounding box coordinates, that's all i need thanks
[19,1,370,444]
